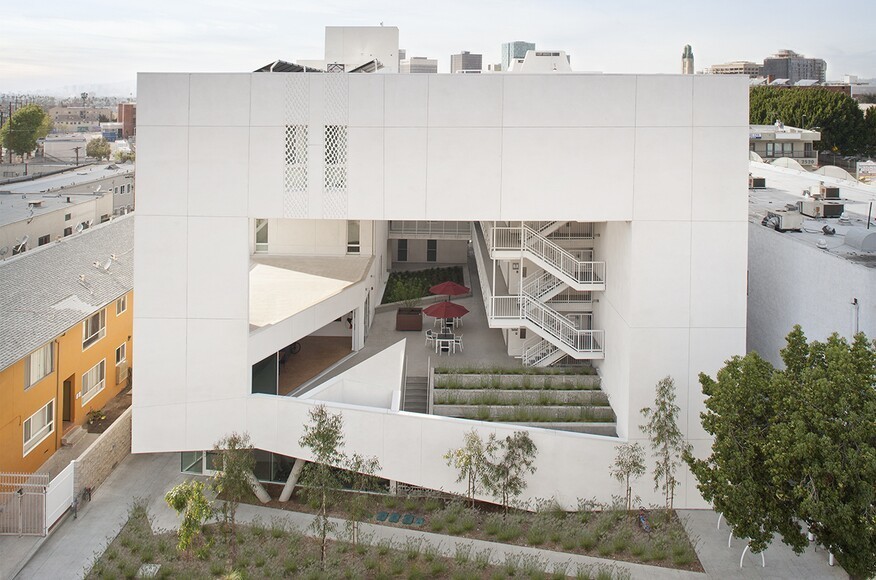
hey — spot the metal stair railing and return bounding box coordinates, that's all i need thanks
[491,295,603,355]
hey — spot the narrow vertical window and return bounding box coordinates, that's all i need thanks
[346,220,360,254]
[255,219,268,253]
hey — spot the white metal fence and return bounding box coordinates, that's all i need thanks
[45,463,75,531]
[0,473,49,536]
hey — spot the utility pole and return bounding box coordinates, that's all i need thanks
[72,146,81,166]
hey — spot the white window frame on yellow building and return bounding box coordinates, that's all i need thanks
[24,341,54,390]
[81,359,106,405]
[116,295,127,315]
[82,309,106,350]
[23,399,55,456]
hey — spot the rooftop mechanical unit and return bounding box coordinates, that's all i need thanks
[762,209,803,232]
[797,199,845,218]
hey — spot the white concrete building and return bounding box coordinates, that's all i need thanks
[747,163,876,367]
[507,50,573,73]
[134,62,749,508]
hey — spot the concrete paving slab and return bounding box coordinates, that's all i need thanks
[678,509,848,579]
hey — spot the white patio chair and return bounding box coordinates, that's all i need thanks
[453,333,463,353]
[424,329,435,347]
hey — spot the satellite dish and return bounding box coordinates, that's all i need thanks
[102,258,112,271]
[19,235,28,246]
[76,223,84,234]
[0,246,7,257]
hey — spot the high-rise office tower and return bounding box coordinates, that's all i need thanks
[400,57,438,73]
[451,51,483,73]
[762,49,826,83]
[682,45,694,74]
[501,41,535,71]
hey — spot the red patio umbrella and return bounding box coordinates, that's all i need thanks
[423,300,469,320]
[429,281,470,301]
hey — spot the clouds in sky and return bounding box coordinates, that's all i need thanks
[2,0,873,94]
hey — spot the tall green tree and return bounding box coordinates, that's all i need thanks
[750,87,867,154]
[864,106,876,157]
[212,432,256,564]
[0,104,51,159]
[86,136,111,160]
[444,429,488,508]
[344,452,382,544]
[641,376,688,513]
[683,353,802,554]
[686,326,876,578]
[482,431,538,516]
[299,404,346,567]
[767,328,876,579]
[610,442,646,512]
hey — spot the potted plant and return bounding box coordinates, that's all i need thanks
[395,280,423,331]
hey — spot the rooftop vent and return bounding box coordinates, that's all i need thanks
[845,228,876,253]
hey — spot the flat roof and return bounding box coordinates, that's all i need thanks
[749,163,876,268]
[0,214,134,371]
[2,164,134,195]
[249,255,372,329]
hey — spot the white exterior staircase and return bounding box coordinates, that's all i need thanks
[473,221,605,364]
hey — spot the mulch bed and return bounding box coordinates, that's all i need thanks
[85,385,132,434]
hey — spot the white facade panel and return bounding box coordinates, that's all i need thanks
[384,128,427,218]
[689,220,748,328]
[501,128,635,221]
[502,75,636,127]
[384,75,428,127]
[186,318,250,402]
[632,127,693,222]
[133,215,188,319]
[427,75,503,127]
[135,126,189,216]
[249,73,285,127]
[189,74,252,127]
[348,75,385,127]
[132,317,187,407]
[630,221,692,328]
[132,403,187,453]
[186,216,249,320]
[248,126,284,217]
[347,128,385,219]
[137,73,189,127]
[426,128,502,219]
[634,75,693,127]
[693,75,749,127]
[188,127,250,217]
[691,126,749,220]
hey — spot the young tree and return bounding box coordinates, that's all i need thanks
[0,104,52,159]
[482,431,538,516]
[212,432,256,563]
[641,376,688,513]
[344,452,382,544]
[444,429,487,508]
[299,404,345,567]
[610,442,646,512]
[86,136,111,160]
[165,480,214,553]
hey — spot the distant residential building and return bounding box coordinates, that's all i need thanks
[117,103,136,139]
[763,49,826,84]
[501,41,535,71]
[682,45,694,74]
[0,165,135,255]
[400,57,437,74]
[749,123,820,167]
[48,106,115,133]
[487,63,502,72]
[707,61,764,77]
[508,50,572,73]
[450,51,482,73]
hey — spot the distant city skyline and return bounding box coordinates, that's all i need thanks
[2,0,874,95]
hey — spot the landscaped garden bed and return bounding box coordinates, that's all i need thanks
[87,499,639,579]
[381,266,465,305]
[248,486,701,574]
[85,385,132,434]
[434,373,601,390]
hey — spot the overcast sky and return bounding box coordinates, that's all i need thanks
[2,0,874,96]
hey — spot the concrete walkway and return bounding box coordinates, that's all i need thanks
[678,510,847,579]
[9,453,850,580]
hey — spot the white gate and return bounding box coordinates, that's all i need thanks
[0,472,49,536]
[45,463,75,531]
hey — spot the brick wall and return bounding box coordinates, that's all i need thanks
[73,407,131,495]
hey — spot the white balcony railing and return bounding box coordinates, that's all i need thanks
[388,221,471,239]
[491,295,604,355]
[486,223,605,287]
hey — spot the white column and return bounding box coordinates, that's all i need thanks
[278,458,306,502]
[247,471,272,504]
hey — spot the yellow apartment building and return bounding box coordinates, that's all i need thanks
[0,215,133,474]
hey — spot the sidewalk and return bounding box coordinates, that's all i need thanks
[13,453,184,580]
[678,510,848,579]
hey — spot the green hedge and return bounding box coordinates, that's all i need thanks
[381,266,465,304]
